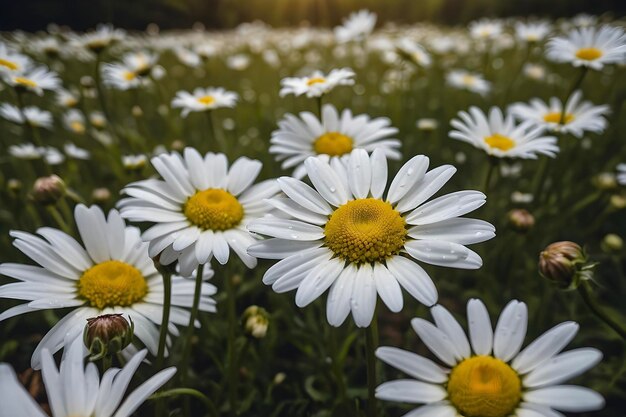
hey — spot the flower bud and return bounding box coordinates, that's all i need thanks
[242,306,269,339]
[32,175,66,205]
[84,314,133,361]
[539,241,586,288]
[507,208,535,232]
[601,234,623,253]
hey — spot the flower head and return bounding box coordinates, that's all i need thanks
[334,10,377,43]
[279,68,355,98]
[546,25,626,70]
[446,70,491,96]
[6,66,61,95]
[0,103,52,129]
[171,87,238,117]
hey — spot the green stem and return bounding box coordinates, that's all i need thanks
[365,316,379,417]
[483,158,497,193]
[150,388,217,415]
[316,96,323,119]
[578,281,626,340]
[531,157,550,203]
[226,272,238,417]
[94,52,113,125]
[560,67,588,124]
[46,205,72,235]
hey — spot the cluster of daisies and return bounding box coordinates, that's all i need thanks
[1,10,624,417]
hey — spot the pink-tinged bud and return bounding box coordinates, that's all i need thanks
[84,314,133,361]
[32,175,66,205]
[539,241,585,288]
[507,208,535,232]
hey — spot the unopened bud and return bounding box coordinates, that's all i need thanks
[84,314,133,361]
[507,208,535,232]
[242,305,269,339]
[539,241,586,288]
[32,175,66,205]
[601,234,623,253]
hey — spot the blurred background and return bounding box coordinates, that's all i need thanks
[1,0,625,31]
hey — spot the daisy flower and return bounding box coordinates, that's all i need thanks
[56,88,79,108]
[101,62,143,90]
[118,148,279,276]
[8,143,44,160]
[450,107,559,159]
[279,68,355,98]
[469,19,504,40]
[0,42,32,75]
[0,337,176,417]
[509,90,610,138]
[6,66,61,95]
[63,109,87,135]
[515,21,552,43]
[546,25,626,70]
[446,70,491,96]
[171,87,238,117]
[64,143,91,160]
[0,204,217,368]
[72,24,125,54]
[248,149,494,328]
[334,10,377,43]
[395,39,432,68]
[617,164,626,186]
[270,104,401,178]
[0,103,53,129]
[121,50,159,76]
[376,298,605,417]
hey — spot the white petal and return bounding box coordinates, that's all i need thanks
[524,386,605,412]
[512,322,579,374]
[405,191,486,225]
[523,348,603,388]
[411,318,458,366]
[0,364,47,417]
[467,298,493,355]
[304,157,349,206]
[431,305,471,360]
[276,177,332,215]
[347,149,371,199]
[376,346,448,383]
[387,155,429,204]
[248,218,324,241]
[386,256,437,306]
[375,380,447,404]
[212,233,230,265]
[295,258,344,307]
[351,264,377,328]
[326,264,357,327]
[369,148,388,199]
[404,240,482,269]
[112,368,177,417]
[493,300,528,362]
[373,264,403,313]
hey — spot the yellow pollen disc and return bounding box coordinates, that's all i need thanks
[14,77,37,88]
[123,71,137,81]
[462,74,476,86]
[324,198,406,264]
[0,58,18,71]
[77,260,148,309]
[70,121,85,134]
[306,77,326,86]
[448,356,521,417]
[197,95,216,105]
[184,188,244,231]
[484,133,515,151]
[575,47,603,61]
[313,131,354,156]
[543,111,574,124]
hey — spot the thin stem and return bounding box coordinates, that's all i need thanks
[180,264,204,394]
[46,205,72,235]
[531,157,550,203]
[365,316,379,417]
[578,281,626,340]
[226,272,238,417]
[560,67,588,124]
[94,52,113,125]
[483,157,497,193]
[316,96,323,119]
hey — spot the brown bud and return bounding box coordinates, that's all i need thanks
[84,314,133,361]
[508,208,535,232]
[539,241,585,288]
[32,175,66,205]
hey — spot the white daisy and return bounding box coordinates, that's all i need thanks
[0,204,216,369]
[334,10,377,43]
[546,25,626,70]
[376,298,605,417]
[64,143,91,160]
[6,66,61,95]
[395,39,432,68]
[118,148,279,276]
[0,103,53,129]
[450,107,559,159]
[0,337,176,417]
[0,42,32,75]
[515,21,552,43]
[248,149,494,328]
[270,104,401,178]
[122,154,148,170]
[171,87,238,118]
[56,88,79,108]
[72,24,126,53]
[101,62,143,90]
[446,70,491,96]
[8,143,44,160]
[509,90,610,138]
[121,50,159,76]
[469,19,504,40]
[279,68,355,98]
[617,164,626,186]
[63,109,87,135]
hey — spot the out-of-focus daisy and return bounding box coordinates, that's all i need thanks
[469,19,503,40]
[90,111,107,129]
[6,66,61,95]
[0,103,53,129]
[515,21,552,43]
[270,104,401,178]
[450,107,559,159]
[279,68,355,98]
[509,90,610,138]
[64,143,91,160]
[226,53,251,71]
[43,147,65,165]
[56,88,79,108]
[376,298,604,417]
[171,87,238,117]
[523,63,547,80]
[122,154,148,170]
[121,50,159,76]
[395,39,432,68]
[72,24,125,54]
[0,337,176,417]
[446,70,491,96]
[417,118,438,131]
[334,10,377,43]
[119,149,279,275]
[572,13,598,28]
[102,62,143,90]
[0,42,32,75]
[9,143,44,160]
[63,109,87,134]
[546,25,626,70]
[617,164,626,186]
[248,149,494,328]
[174,47,201,67]
[0,204,217,368]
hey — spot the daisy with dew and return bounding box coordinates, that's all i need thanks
[270,104,401,178]
[248,149,494,328]
[279,68,355,98]
[446,70,491,96]
[515,21,552,43]
[171,87,238,118]
[334,10,377,43]
[450,107,559,159]
[0,42,32,76]
[376,298,605,417]
[0,204,216,369]
[0,337,176,417]
[119,148,278,276]
[546,25,626,70]
[0,103,53,129]
[509,90,609,138]
[6,66,61,96]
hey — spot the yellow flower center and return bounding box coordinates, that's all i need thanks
[123,71,137,81]
[462,74,476,86]
[77,260,148,309]
[14,77,37,88]
[197,95,216,105]
[184,188,244,231]
[313,132,354,156]
[543,111,574,124]
[70,121,86,134]
[448,356,522,417]
[324,198,406,264]
[306,77,326,86]
[0,58,18,71]
[575,47,603,61]
[484,133,515,151]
